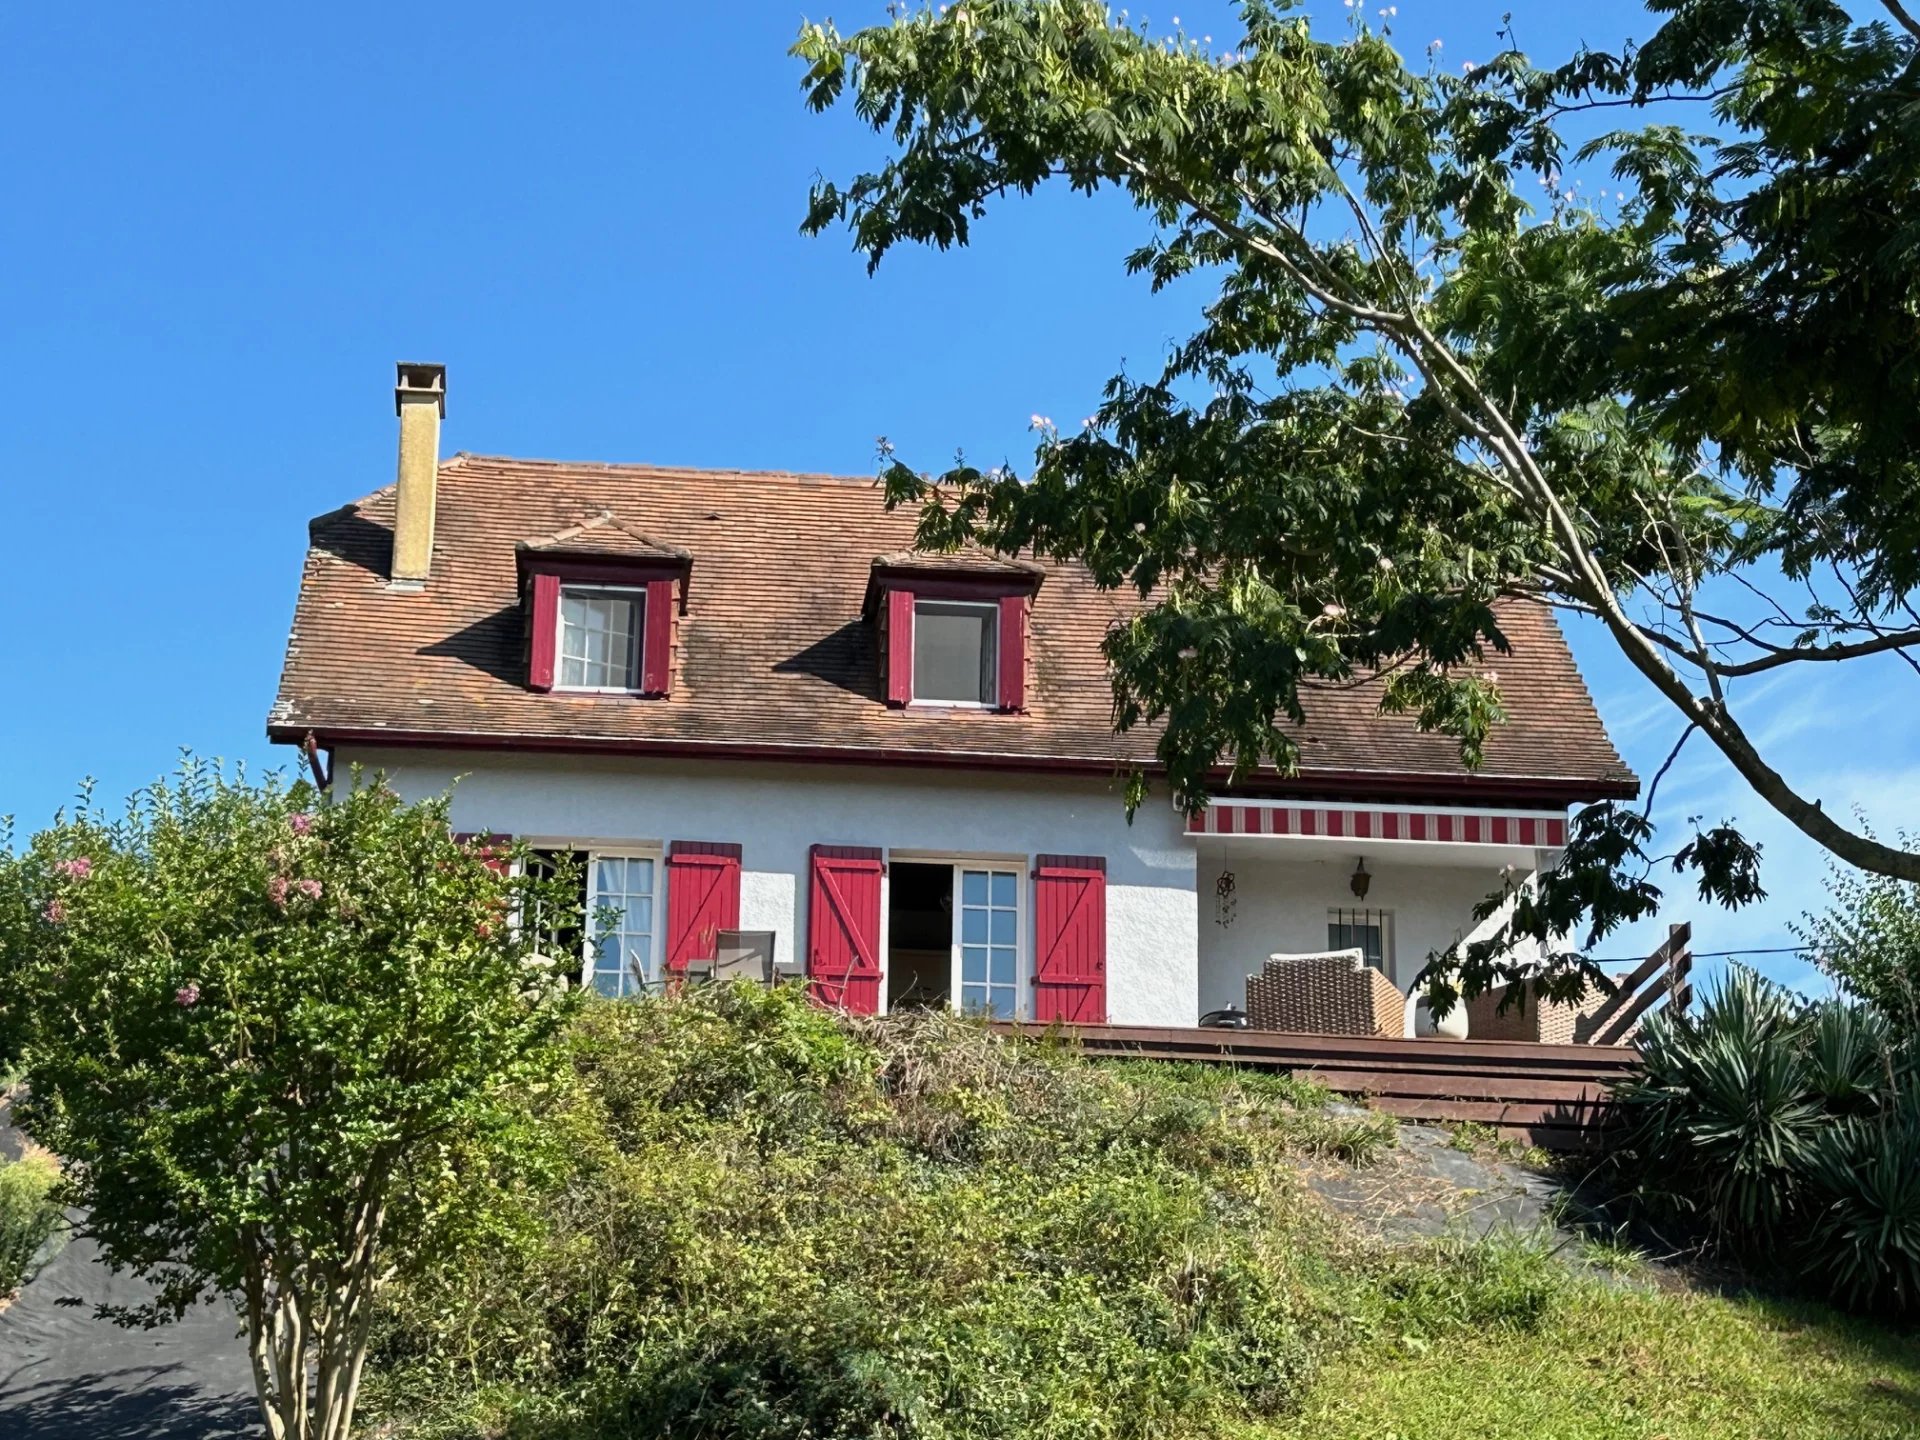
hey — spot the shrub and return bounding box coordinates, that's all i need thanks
[0,1146,61,1296]
[369,985,1363,1440]
[1607,967,1920,1313]
[0,762,580,1440]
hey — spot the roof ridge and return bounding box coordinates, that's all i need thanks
[453,451,883,488]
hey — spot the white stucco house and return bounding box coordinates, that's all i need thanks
[270,365,1637,1028]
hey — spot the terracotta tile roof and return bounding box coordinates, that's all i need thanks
[518,508,689,561]
[269,454,1637,801]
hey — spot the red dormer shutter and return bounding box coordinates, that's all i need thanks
[641,577,676,696]
[528,572,559,692]
[885,587,915,707]
[997,593,1027,712]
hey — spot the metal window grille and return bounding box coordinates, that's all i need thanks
[1327,908,1392,972]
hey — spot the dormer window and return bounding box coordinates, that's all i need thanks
[865,553,1044,713]
[517,511,691,698]
[558,586,644,692]
[912,600,998,706]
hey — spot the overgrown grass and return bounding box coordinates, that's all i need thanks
[363,986,1920,1439]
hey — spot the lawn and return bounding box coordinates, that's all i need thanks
[1276,1282,1920,1439]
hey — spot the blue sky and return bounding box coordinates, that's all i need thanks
[2,0,1906,990]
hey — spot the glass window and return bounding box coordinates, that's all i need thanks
[958,867,1019,1019]
[589,855,656,997]
[526,848,589,967]
[559,587,643,691]
[1328,909,1392,972]
[913,600,997,705]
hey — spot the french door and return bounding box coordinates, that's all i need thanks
[953,866,1021,1019]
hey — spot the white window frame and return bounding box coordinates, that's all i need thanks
[1327,907,1394,974]
[952,863,1024,1020]
[516,839,665,994]
[554,584,647,695]
[909,598,1000,709]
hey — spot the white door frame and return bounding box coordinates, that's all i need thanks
[884,849,1030,1020]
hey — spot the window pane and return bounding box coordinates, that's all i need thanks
[961,984,988,1012]
[913,602,996,704]
[962,946,988,983]
[987,989,1015,1020]
[990,872,1016,907]
[559,588,643,689]
[961,908,988,944]
[960,869,989,906]
[990,948,1015,985]
[592,971,623,998]
[989,909,1016,945]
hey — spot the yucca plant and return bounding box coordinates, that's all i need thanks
[1608,967,1920,1314]
[1611,968,1821,1254]
[1800,1092,1920,1315]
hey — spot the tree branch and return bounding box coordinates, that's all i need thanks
[1882,0,1920,44]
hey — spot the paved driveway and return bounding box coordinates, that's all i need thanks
[0,1110,256,1439]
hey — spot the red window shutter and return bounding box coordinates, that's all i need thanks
[884,587,914,707]
[996,593,1027,712]
[528,573,560,692]
[454,832,513,875]
[807,845,883,1013]
[1033,854,1106,1024]
[665,841,742,973]
[641,577,675,696]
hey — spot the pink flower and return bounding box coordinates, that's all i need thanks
[55,857,93,880]
[43,898,66,924]
[175,983,201,1007]
[267,875,290,908]
[289,813,315,837]
[295,878,323,901]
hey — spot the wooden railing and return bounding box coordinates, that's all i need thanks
[991,1022,1640,1149]
[1583,922,1692,1046]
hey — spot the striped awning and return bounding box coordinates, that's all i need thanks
[1187,801,1566,848]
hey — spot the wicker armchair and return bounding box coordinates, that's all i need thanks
[1245,950,1407,1038]
[1465,982,1619,1045]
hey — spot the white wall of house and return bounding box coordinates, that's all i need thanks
[339,747,1198,1026]
[1193,848,1531,1013]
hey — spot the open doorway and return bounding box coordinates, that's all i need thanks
[887,861,953,1012]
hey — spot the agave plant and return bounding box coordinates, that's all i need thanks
[1800,1088,1920,1314]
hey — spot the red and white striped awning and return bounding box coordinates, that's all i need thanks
[1187,801,1566,848]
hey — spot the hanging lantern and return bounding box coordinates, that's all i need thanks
[1349,857,1372,900]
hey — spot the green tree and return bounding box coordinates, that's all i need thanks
[796,0,1920,1008]
[1797,823,1920,1027]
[0,762,579,1440]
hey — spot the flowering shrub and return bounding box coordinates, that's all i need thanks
[0,760,581,1440]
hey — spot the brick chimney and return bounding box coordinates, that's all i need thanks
[391,362,446,585]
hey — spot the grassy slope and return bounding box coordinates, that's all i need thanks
[368,989,1920,1440]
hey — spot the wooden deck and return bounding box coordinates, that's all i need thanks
[992,1022,1640,1150]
